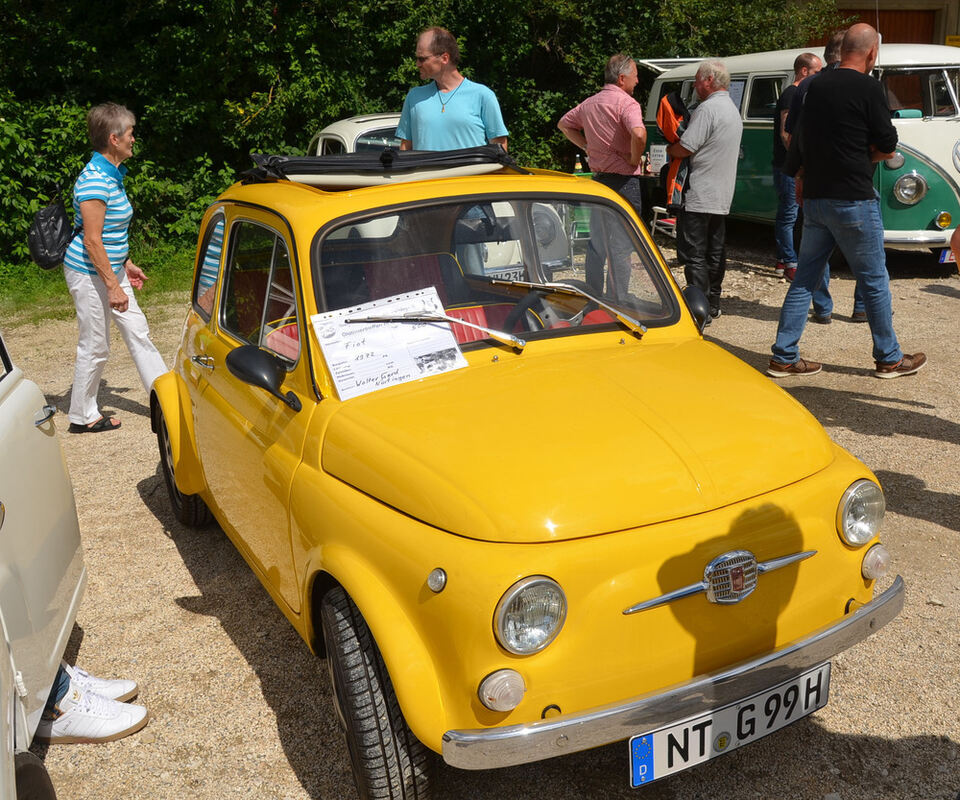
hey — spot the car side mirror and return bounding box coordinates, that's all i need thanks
[682,285,711,332]
[225,345,302,412]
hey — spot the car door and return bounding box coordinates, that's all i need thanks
[0,334,85,743]
[183,211,312,615]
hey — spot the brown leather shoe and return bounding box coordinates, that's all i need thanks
[767,358,823,378]
[875,352,927,379]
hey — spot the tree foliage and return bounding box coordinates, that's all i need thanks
[0,0,841,266]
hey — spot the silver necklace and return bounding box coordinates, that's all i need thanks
[437,79,465,113]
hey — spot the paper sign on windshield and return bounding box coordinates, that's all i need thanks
[311,287,467,401]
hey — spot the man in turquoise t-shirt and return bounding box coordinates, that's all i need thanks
[397,27,508,152]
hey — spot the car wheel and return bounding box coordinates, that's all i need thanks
[155,408,212,527]
[15,752,57,800]
[320,586,435,800]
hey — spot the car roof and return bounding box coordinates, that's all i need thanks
[653,43,960,80]
[316,113,401,140]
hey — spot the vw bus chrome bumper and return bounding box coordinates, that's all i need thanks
[442,576,904,769]
[884,231,951,250]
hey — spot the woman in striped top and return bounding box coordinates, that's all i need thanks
[63,103,166,433]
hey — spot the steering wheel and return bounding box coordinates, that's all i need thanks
[501,290,548,333]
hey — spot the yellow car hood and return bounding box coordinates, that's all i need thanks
[321,339,835,543]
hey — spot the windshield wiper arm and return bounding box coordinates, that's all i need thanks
[489,279,647,338]
[345,312,525,350]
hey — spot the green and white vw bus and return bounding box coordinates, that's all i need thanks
[642,45,960,262]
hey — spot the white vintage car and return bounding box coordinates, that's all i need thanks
[308,112,403,156]
[0,332,86,799]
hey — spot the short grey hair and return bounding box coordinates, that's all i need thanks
[87,103,136,152]
[696,59,730,90]
[604,53,636,84]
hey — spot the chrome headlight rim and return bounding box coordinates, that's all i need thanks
[494,575,567,656]
[836,479,886,547]
[893,171,928,205]
[884,151,905,170]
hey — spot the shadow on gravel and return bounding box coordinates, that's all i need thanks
[136,467,351,799]
[872,470,960,532]
[44,379,150,420]
[921,283,960,300]
[715,295,784,324]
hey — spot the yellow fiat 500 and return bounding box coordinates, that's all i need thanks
[153,146,903,798]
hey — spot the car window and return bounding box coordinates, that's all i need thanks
[320,137,346,155]
[221,221,300,362]
[728,79,746,111]
[194,216,225,318]
[355,127,402,151]
[745,76,782,120]
[882,68,960,117]
[315,197,676,344]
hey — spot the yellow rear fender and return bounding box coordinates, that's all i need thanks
[308,546,445,751]
[151,372,206,497]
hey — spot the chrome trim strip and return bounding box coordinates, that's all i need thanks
[621,580,705,614]
[442,576,904,770]
[756,549,816,574]
[623,549,816,614]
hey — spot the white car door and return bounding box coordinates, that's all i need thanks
[0,333,85,747]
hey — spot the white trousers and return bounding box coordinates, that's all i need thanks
[64,266,167,425]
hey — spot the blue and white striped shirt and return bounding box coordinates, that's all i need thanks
[64,152,133,276]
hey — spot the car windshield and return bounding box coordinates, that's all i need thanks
[880,67,960,117]
[314,197,676,346]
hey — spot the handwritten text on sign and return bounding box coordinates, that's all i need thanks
[311,288,467,401]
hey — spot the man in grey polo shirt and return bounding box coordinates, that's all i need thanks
[667,60,742,320]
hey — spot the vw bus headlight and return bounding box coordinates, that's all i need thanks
[893,172,927,205]
[837,480,885,546]
[495,576,566,655]
[884,152,905,169]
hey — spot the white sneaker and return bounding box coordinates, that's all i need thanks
[35,687,149,744]
[63,662,138,702]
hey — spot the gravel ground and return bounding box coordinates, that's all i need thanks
[5,223,959,800]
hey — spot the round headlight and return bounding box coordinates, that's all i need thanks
[884,152,905,169]
[494,576,567,655]
[893,172,928,205]
[837,480,885,546]
[861,544,891,580]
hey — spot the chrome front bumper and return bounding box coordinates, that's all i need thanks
[884,231,951,250]
[442,576,904,770]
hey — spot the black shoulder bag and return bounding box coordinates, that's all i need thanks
[28,191,79,270]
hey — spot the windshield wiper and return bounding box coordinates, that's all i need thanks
[345,312,525,350]
[488,279,647,338]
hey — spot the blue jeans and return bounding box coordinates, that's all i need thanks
[772,197,901,365]
[776,170,839,316]
[773,168,798,266]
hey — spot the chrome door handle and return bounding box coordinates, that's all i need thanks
[34,404,56,426]
[191,355,215,370]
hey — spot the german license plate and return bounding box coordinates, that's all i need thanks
[628,662,830,787]
[940,248,956,263]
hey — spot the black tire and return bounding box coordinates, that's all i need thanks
[320,587,435,800]
[15,752,57,800]
[155,407,213,527]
